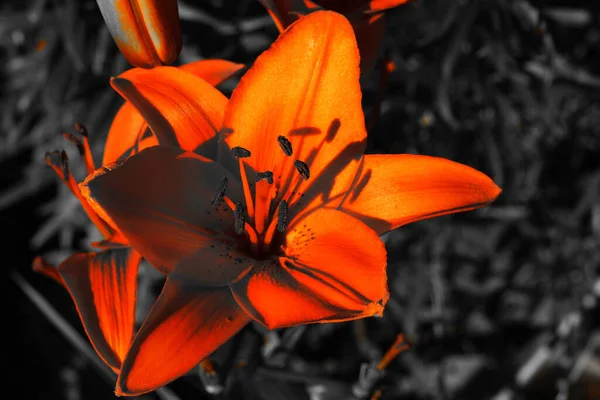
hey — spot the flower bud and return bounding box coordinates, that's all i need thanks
[96,0,182,68]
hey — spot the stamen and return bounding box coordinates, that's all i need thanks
[277,136,293,156]
[45,151,70,182]
[256,171,274,184]
[74,123,96,174]
[294,160,310,180]
[45,150,112,239]
[199,359,223,395]
[62,133,85,157]
[222,195,236,212]
[231,146,251,158]
[238,159,255,221]
[211,177,228,206]
[74,123,88,137]
[377,334,410,370]
[60,151,70,181]
[277,200,288,232]
[260,184,280,247]
[234,202,246,235]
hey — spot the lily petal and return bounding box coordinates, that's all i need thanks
[340,154,502,235]
[81,146,244,279]
[102,101,157,166]
[97,0,182,68]
[368,0,412,13]
[111,66,228,157]
[116,278,250,396]
[58,248,141,372]
[32,255,64,286]
[224,11,366,225]
[313,0,369,14]
[179,59,245,86]
[103,60,244,165]
[231,208,388,329]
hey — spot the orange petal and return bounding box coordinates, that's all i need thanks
[367,0,411,13]
[102,102,154,166]
[313,0,369,13]
[116,278,250,396]
[32,255,64,286]
[97,0,181,68]
[81,146,244,279]
[58,248,141,372]
[179,59,246,87]
[340,154,502,235]
[111,66,228,158]
[224,11,366,226]
[103,60,242,165]
[231,208,388,329]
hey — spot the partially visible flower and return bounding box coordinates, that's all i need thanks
[258,0,411,76]
[34,59,244,373]
[96,0,182,68]
[82,11,500,395]
[35,125,141,373]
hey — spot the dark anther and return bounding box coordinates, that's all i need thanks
[60,151,70,180]
[63,133,85,156]
[294,160,310,180]
[74,123,88,137]
[211,177,228,206]
[277,135,293,156]
[256,171,274,184]
[45,151,70,181]
[277,200,289,232]
[44,151,59,165]
[234,202,246,235]
[231,146,251,158]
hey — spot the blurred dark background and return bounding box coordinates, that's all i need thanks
[3,0,600,399]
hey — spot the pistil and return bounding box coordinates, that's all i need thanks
[253,171,274,235]
[262,199,288,250]
[233,201,260,257]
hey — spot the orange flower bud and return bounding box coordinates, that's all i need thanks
[96,0,182,68]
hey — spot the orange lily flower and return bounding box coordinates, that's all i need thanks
[96,0,181,68]
[81,11,500,395]
[34,60,244,373]
[258,0,411,76]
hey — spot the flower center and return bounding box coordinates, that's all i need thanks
[210,137,311,259]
